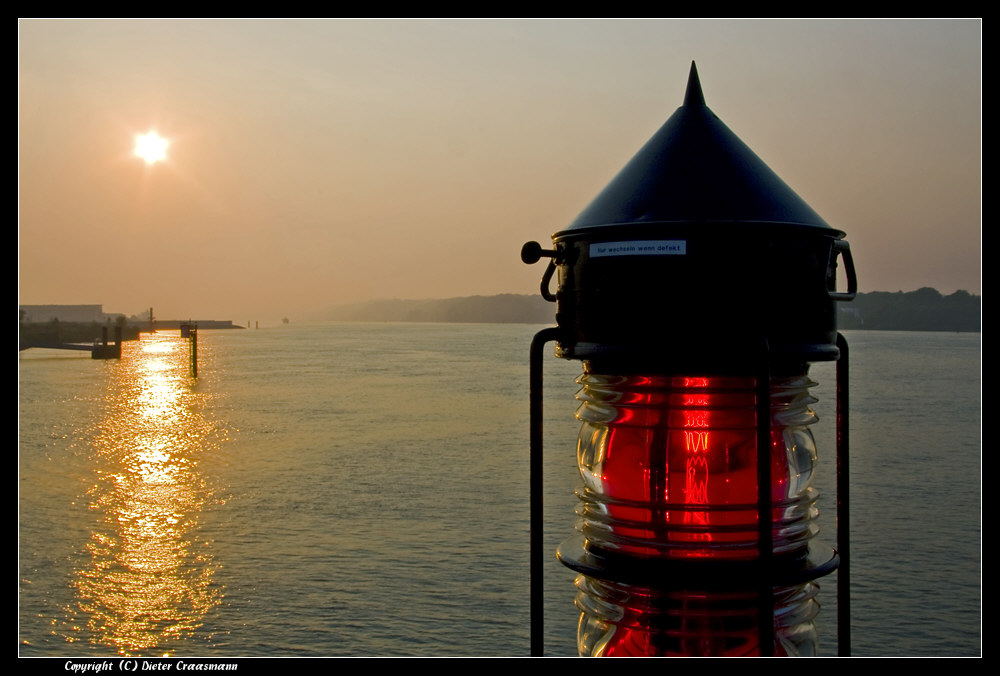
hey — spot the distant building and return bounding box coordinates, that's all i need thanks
[19,304,121,324]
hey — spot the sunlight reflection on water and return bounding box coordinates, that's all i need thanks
[70,333,223,655]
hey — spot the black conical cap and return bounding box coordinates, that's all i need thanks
[557,62,837,238]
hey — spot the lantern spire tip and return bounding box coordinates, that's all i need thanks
[683,61,705,106]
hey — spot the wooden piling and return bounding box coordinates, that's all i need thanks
[91,324,121,359]
[189,325,198,378]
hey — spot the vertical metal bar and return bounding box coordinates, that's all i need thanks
[756,341,774,656]
[836,332,852,656]
[529,327,560,657]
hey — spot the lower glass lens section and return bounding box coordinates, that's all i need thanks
[575,575,820,657]
[574,371,820,559]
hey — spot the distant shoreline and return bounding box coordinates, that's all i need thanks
[145,319,244,330]
[323,288,981,332]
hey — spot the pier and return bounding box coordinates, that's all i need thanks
[19,325,125,359]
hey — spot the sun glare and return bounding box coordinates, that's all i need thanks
[134,131,169,164]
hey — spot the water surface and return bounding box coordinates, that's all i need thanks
[18,325,981,656]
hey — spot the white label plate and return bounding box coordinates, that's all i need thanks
[589,240,687,258]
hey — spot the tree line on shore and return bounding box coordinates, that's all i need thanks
[836,287,979,332]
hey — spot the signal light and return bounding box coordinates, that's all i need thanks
[522,62,855,656]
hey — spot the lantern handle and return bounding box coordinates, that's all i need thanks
[829,239,857,301]
[539,260,557,302]
[521,241,560,302]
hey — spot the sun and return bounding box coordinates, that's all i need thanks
[134,131,169,164]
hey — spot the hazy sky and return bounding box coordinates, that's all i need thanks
[18,19,981,323]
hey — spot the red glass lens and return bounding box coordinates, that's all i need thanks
[575,372,819,560]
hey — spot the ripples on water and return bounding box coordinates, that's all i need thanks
[18,326,980,656]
